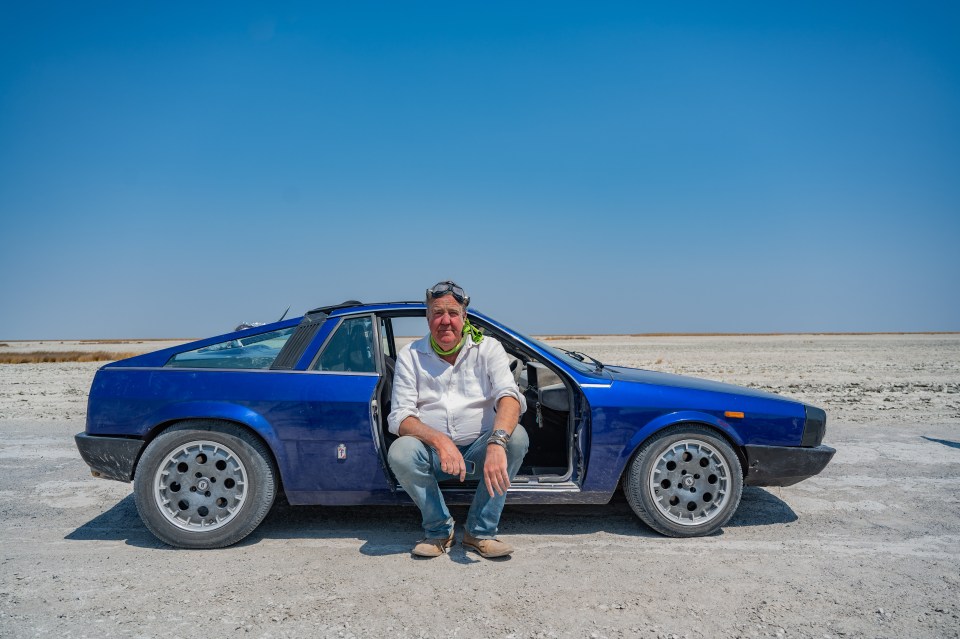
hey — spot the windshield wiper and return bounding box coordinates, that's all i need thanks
[579,352,604,371]
[560,348,604,371]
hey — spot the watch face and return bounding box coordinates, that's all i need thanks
[492,429,509,438]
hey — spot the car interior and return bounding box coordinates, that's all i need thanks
[374,312,580,486]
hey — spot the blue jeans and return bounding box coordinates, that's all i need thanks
[387,425,529,539]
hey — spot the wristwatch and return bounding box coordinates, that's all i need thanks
[488,429,511,449]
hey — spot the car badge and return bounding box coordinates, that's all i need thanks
[337,443,347,460]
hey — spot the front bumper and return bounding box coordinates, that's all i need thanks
[74,432,146,482]
[743,444,836,487]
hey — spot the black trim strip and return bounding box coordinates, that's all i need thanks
[271,310,328,370]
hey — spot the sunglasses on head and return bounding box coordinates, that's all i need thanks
[426,280,470,306]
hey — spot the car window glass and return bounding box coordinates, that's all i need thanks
[165,326,297,369]
[313,316,377,373]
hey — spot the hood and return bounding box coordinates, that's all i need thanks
[604,365,796,404]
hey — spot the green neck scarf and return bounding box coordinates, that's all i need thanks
[431,318,484,357]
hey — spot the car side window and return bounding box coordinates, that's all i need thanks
[165,326,297,369]
[313,316,377,373]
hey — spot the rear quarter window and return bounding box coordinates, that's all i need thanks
[165,326,297,369]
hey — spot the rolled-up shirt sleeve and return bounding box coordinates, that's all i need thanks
[387,345,420,435]
[484,339,527,415]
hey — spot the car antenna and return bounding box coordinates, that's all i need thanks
[277,306,291,322]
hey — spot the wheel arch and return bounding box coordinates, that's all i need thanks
[617,411,748,487]
[134,407,284,489]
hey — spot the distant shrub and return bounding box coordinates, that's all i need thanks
[0,351,138,364]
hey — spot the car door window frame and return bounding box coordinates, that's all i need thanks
[307,313,383,376]
[371,309,583,484]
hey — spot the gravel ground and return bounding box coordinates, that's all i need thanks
[1,334,958,638]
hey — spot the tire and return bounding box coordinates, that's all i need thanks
[133,420,277,549]
[624,424,743,537]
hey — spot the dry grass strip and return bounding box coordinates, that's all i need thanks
[0,351,139,364]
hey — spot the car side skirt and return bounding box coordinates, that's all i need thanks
[284,486,612,506]
[743,444,836,487]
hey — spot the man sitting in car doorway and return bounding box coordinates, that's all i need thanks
[387,280,529,558]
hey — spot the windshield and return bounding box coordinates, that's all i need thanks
[500,326,600,375]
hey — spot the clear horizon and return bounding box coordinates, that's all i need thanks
[4,331,960,343]
[2,2,958,339]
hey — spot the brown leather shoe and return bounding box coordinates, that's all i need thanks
[462,532,514,558]
[411,531,455,558]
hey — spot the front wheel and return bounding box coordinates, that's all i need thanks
[133,421,277,549]
[624,424,743,537]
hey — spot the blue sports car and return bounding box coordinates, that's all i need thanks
[75,301,835,548]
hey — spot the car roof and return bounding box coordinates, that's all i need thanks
[310,301,500,322]
[308,300,426,316]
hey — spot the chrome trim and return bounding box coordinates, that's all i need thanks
[305,370,379,377]
[396,481,581,494]
[368,317,390,479]
[580,383,612,388]
[504,482,581,492]
[372,313,386,376]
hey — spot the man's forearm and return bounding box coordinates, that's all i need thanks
[399,396,520,447]
[493,396,521,436]
[398,416,448,449]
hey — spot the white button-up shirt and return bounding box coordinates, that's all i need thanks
[387,334,527,445]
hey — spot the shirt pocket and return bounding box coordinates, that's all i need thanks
[461,364,486,399]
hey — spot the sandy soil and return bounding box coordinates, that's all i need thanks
[1,334,958,638]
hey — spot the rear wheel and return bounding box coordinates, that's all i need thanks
[624,424,743,537]
[133,421,277,548]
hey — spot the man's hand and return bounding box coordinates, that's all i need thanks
[483,395,521,497]
[435,434,468,482]
[399,416,468,481]
[484,444,510,497]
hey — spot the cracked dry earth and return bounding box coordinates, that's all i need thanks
[0,334,958,638]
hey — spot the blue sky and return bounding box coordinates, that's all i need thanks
[1,2,958,338]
